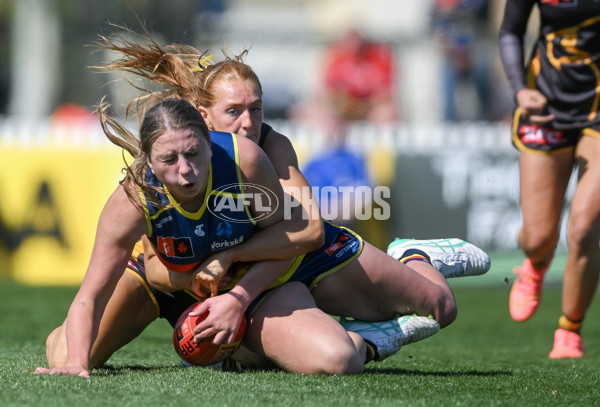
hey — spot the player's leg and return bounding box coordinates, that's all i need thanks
[243,282,366,375]
[312,241,457,327]
[509,150,574,321]
[518,151,573,267]
[550,135,600,358]
[46,270,159,368]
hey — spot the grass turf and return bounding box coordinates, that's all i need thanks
[2,254,599,407]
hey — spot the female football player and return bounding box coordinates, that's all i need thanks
[34,99,324,377]
[500,0,600,358]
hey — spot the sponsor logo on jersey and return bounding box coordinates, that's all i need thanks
[519,125,564,145]
[211,235,244,251]
[194,224,205,237]
[157,236,194,258]
[155,215,174,229]
[216,221,233,238]
[324,232,352,256]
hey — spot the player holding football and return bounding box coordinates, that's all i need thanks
[36,31,490,376]
[499,0,600,358]
[106,32,491,369]
[35,98,304,377]
[36,97,479,377]
[123,44,489,371]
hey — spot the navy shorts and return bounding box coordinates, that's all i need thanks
[249,221,363,312]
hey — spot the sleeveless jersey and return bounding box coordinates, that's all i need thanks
[258,122,272,148]
[126,128,364,324]
[142,131,256,272]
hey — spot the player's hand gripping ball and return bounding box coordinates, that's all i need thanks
[173,301,247,366]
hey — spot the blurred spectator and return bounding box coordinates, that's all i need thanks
[303,142,371,227]
[431,0,493,122]
[290,28,400,136]
[322,29,399,124]
[192,0,226,45]
[300,132,391,249]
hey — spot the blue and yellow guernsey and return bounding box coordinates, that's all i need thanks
[141,131,256,273]
[126,128,364,321]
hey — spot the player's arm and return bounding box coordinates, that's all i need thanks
[499,0,553,124]
[498,0,536,96]
[34,185,147,377]
[142,235,199,293]
[192,136,292,295]
[192,258,294,345]
[213,133,323,266]
[262,129,324,248]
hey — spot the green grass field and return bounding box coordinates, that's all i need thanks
[2,251,599,407]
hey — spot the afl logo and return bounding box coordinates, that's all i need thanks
[208,183,279,223]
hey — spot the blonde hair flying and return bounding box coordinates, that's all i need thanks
[93,25,261,122]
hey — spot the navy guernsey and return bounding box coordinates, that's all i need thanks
[141,131,256,272]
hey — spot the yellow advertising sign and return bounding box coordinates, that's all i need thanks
[0,144,126,285]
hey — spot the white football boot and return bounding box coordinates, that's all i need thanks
[387,238,491,278]
[340,315,440,361]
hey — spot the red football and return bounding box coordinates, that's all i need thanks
[173,301,247,366]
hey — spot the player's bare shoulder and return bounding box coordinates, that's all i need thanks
[234,132,274,181]
[235,133,267,164]
[261,127,299,169]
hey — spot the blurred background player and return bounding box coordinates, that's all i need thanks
[499,0,600,358]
